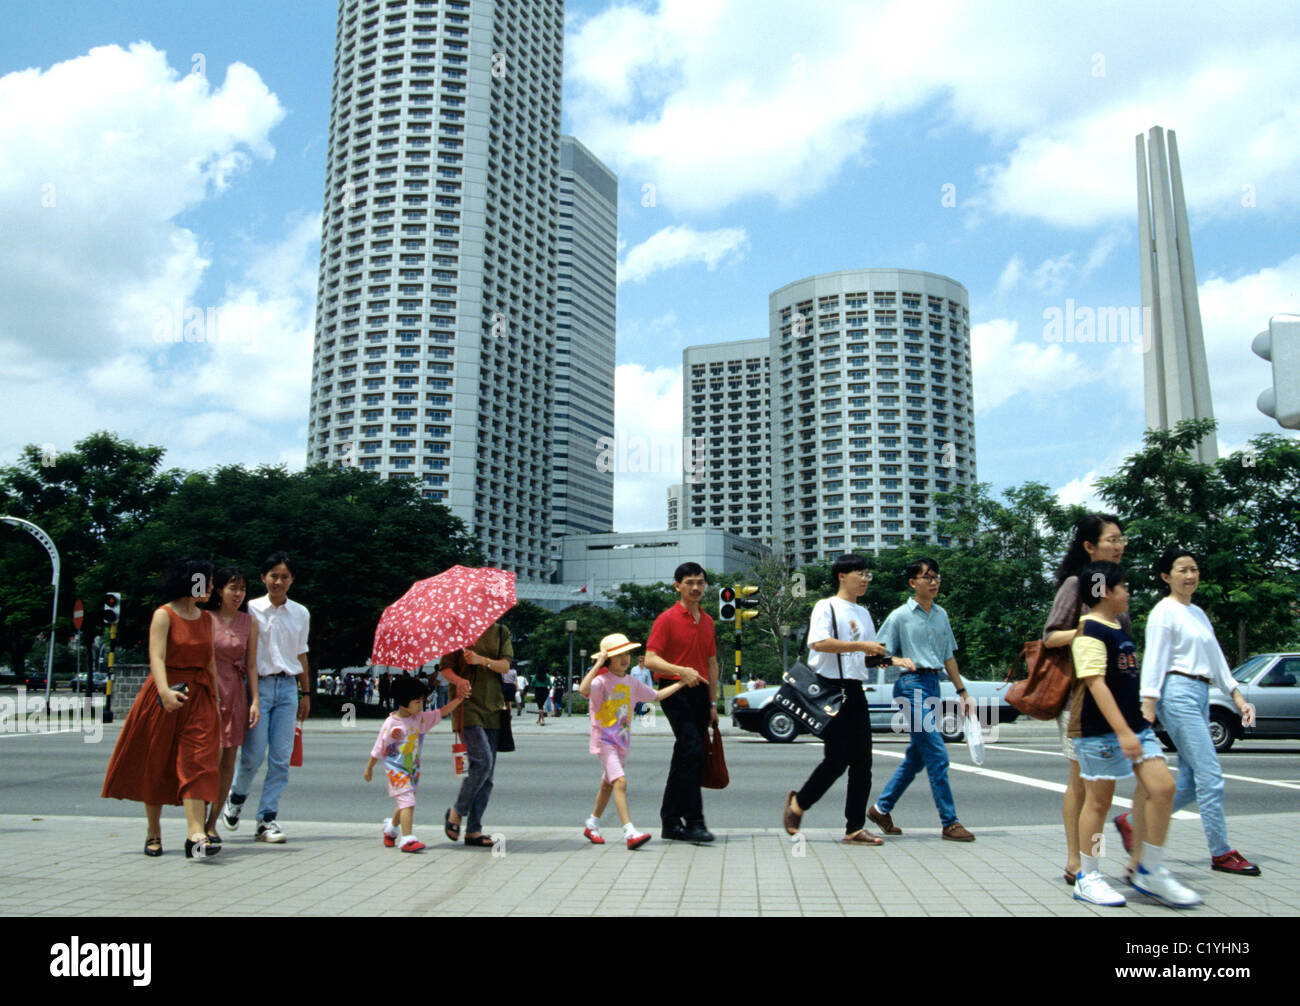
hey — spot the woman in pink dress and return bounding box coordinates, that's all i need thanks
[202,566,260,844]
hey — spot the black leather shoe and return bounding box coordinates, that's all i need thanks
[681,824,715,843]
[661,823,686,841]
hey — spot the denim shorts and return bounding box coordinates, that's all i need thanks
[1074,726,1164,781]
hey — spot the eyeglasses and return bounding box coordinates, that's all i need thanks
[1101,536,1127,545]
[849,571,872,582]
[915,574,941,583]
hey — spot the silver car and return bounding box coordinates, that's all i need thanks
[1157,652,1300,753]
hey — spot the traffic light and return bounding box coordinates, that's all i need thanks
[1253,315,1300,430]
[718,586,736,622]
[736,585,760,622]
[103,592,121,625]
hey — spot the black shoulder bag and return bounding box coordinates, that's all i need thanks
[770,604,848,737]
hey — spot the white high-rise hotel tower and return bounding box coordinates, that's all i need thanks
[307,0,567,580]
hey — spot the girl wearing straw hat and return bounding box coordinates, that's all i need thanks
[578,633,687,849]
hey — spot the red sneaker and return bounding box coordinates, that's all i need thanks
[382,831,397,847]
[1211,850,1261,876]
[1113,812,1134,854]
[626,831,651,850]
[583,826,605,845]
[399,838,426,853]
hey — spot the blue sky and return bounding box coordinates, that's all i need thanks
[2,1,1297,534]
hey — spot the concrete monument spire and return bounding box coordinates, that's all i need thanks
[1136,126,1217,464]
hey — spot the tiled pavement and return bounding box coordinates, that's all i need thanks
[2,811,1296,917]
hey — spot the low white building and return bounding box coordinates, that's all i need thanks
[514,527,770,611]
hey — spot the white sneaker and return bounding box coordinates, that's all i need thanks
[1132,864,1202,907]
[221,798,242,831]
[1073,870,1127,906]
[255,820,286,843]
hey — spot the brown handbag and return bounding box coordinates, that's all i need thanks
[702,721,729,789]
[1004,640,1075,719]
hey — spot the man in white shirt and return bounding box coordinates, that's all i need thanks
[221,552,310,843]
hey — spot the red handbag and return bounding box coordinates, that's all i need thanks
[702,721,729,789]
[290,724,304,767]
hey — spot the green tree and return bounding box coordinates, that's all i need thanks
[925,482,1083,677]
[91,463,483,672]
[0,433,180,675]
[1097,419,1300,663]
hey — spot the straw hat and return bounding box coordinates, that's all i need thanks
[593,633,641,661]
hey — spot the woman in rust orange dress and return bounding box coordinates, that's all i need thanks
[102,558,222,858]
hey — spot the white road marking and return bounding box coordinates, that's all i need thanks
[0,728,94,739]
[872,748,1199,817]
[986,741,1300,793]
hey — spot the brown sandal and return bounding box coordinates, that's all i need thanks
[782,791,802,835]
[842,830,885,845]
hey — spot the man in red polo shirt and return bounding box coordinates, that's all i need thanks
[645,562,716,843]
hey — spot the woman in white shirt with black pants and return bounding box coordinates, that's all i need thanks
[1140,546,1260,877]
[782,554,913,844]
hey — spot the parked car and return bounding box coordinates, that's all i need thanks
[731,664,1020,743]
[24,671,54,691]
[71,672,109,693]
[1155,652,1300,753]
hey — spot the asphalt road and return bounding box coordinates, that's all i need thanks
[2,714,1297,832]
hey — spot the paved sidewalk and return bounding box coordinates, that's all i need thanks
[2,811,1295,917]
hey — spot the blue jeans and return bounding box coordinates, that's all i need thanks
[1159,674,1230,857]
[454,725,499,835]
[876,672,957,826]
[230,674,298,822]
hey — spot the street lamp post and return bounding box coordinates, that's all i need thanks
[779,624,792,674]
[576,649,586,715]
[1,516,59,711]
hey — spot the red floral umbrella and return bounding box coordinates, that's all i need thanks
[369,565,517,671]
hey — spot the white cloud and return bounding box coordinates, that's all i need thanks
[995,255,1025,297]
[1197,253,1300,429]
[566,1,1300,223]
[0,44,315,471]
[610,363,684,531]
[0,44,284,358]
[1054,468,1106,511]
[1030,254,1075,297]
[618,225,748,284]
[970,318,1093,413]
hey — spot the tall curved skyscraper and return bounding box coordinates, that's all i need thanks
[768,270,976,564]
[307,0,564,581]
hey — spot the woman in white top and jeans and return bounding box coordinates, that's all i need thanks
[782,554,914,844]
[1141,546,1260,876]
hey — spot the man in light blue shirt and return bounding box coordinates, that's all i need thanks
[869,557,978,842]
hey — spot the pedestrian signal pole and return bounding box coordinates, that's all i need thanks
[103,592,121,723]
[733,586,760,698]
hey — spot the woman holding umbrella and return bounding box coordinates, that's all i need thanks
[440,622,514,847]
[368,566,518,849]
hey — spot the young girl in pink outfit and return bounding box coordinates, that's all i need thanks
[364,674,466,852]
[579,633,685,849]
